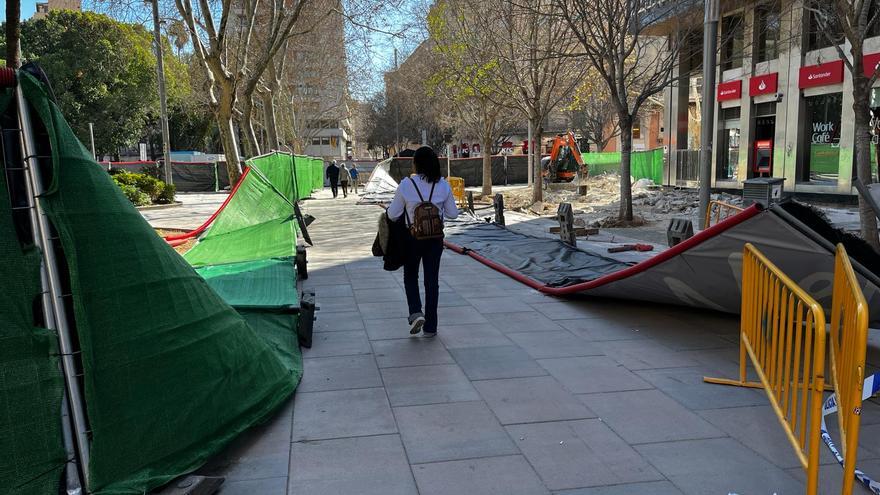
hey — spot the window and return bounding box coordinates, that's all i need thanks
[870,1,880,38]
[807,9,843,51]
[632,120,642,139]
[311,138,321,146]
[721,15,745,70]
[718,107,741,180]
[321,137,331,146]
[802,93,842,183]
[756,4,780,62]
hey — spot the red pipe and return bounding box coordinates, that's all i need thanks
[165,238,189,247]
[164,167,251,241]
[444,204,763,296]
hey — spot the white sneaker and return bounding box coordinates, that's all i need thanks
[409,313,425,335]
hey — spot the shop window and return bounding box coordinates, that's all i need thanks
[718,107,741,180]
[756,4,780,62]
[310,137,321,146]
[870,1,880,38]
[802,93,842,183]
[721,14,744,70]
[632,120,642,139]
[321,137,331,146]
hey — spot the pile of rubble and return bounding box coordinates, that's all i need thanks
[501,174,743,228]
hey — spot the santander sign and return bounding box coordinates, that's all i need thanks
[749,73,778,97]
[799,60,844,88]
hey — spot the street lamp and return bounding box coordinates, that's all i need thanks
[698,0,720,229]
[146,0,173,185]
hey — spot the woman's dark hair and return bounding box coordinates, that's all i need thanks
[413,146,442,183]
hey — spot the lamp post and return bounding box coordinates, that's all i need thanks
[148,0,173,184]
[698,0,720,229]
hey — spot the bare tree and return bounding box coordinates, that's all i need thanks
[557,0,698,221]
[806,0,880,249]
[566,76,620,152]
[428,2,518,196]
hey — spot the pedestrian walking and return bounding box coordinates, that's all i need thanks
[340,163,352,198]
[326,160,340,198]
[387,146,459,337]
[349,164,360,194]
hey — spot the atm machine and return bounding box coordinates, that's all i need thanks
[753,139,773,177]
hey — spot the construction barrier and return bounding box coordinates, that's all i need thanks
[448,176,465,207]
[827,244,870,495]
[705,200,744,227]
[705,243,826,494]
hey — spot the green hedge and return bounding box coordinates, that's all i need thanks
[110,171,175,206]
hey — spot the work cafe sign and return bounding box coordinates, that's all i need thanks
[716,80,741,101]
[799,60,844,88]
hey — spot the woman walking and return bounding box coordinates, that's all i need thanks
[387,146,459,337]
[339,163,352,198]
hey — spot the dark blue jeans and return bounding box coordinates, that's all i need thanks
[403,238,444,332]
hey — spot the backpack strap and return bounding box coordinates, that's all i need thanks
[428,181,436,202]
[408,176,426,202]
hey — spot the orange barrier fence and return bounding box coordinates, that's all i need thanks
[705,200,744,227]
[448,176,465,207]
[705,243,826,494]
[828,244,870,495]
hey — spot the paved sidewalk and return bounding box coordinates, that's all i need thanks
[192,189,880,494]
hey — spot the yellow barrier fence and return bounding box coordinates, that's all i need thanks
[829,244,870,495]
[448,176,465,207]
[704,243,826,494]
[705,200,744,227]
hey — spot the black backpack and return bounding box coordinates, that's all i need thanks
[406,177,444,240]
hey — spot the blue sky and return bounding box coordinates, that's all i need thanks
[0,0,38,19]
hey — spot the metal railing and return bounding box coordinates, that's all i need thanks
[674,149,700,185]
[705,243,826,494]
[704,200,744,227]
[828,244,870,495]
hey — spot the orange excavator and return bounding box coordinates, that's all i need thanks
[543,132,586,183]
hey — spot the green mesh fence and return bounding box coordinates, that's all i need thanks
[0,90,66,495]
[311,158,324,191]
[183,164,298,267]
[293,156,312,200]
[247,152,296,203]
[20,72,301,494]
[581,149,664,184]
[196,258,299,310]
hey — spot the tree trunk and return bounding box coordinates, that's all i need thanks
[241,95,260,158]
[852,60,880,251]
[532,123,543,204]
[5,0,20,68]
[618,117,634,221]
[217,110,242,185]
[263,91,279,151]
[482,128,493,197]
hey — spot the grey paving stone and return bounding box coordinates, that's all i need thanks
[538,356,653,394]
[394,401,519,464]
[291,387,396,441]
[218,476,287,495]
[436,291,472,307]
[311,283,353,297]
[634,367,768,410]
[579,389,724,444]
[451,346,548,380]
[634,325,732,351]
[531,302,606,320]
[436,323,512,349]
[302,330,371,358]
[487,311,565,333]
[507,420,663,491]
[696,405,873,469]
[474,376,595,425]
[557,318,646,341]
[412,455,550,495]
[314,311,364,332]
[596,339,699,370]
[303,274,352,286]
[298,355,382,393]
[635,438,804,494]
[202,398,293,481]
[358,301,411,319]
[381,364,480,406]
[372,338,455,368]
[353,287,407,303]
[554,481,684,495]
[437,305,490,325]
[364,317,412,340]
[507,330,603,359]
[350,275,400,290]
[468,296,536,314]
[289,434,418,495]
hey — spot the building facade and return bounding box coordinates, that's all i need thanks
[662,0,880,195]
[33,0,81,19]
